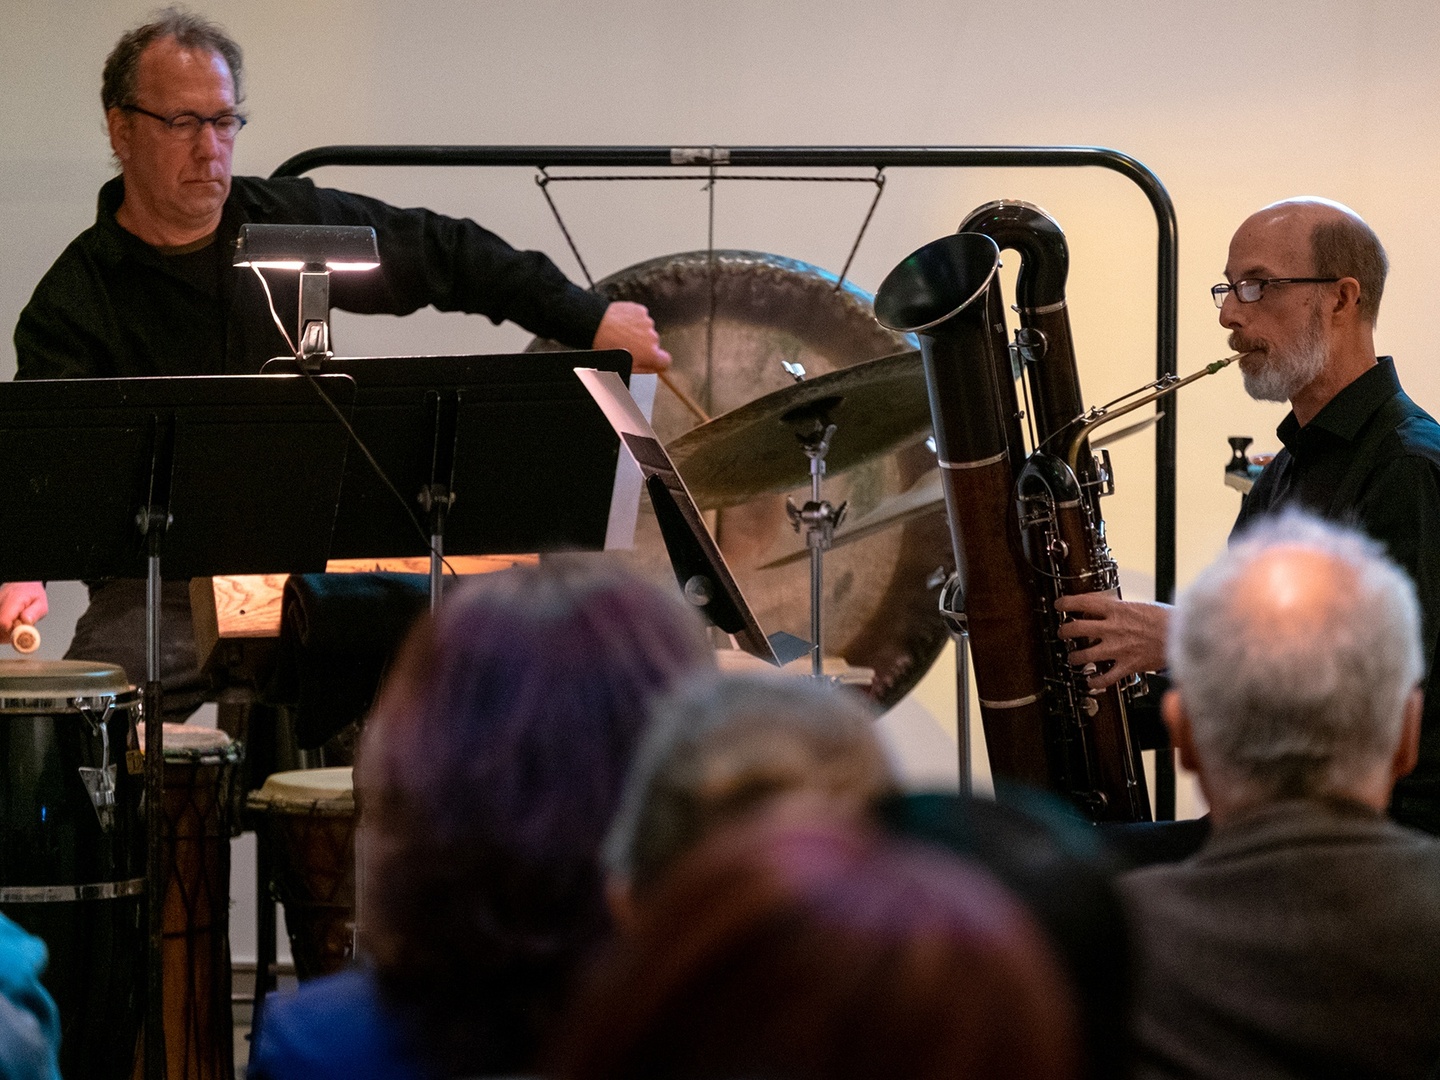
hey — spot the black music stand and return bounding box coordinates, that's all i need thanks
[576,368,809,667]
[261,350,634,608]
[0,374,355,1080]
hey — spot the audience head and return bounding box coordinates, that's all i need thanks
[356,556,714,1074]
[559,812,1079,1080]
[1166,511,1423,818]
[602,672,894,908]
[880,792,1131,1080]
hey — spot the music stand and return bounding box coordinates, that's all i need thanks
[0,373,355,1080]
[262,350,635,608]
[576,368,809,667]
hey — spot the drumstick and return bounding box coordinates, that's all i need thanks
[10,623,40,654]
[660,371,711,425]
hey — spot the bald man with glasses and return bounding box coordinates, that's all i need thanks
[1058,197,1440,836]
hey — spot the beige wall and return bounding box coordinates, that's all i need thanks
[4,1,1440,820]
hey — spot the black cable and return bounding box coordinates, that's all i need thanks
[251,267,459,578]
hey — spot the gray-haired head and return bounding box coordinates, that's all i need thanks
[102,6,245,112]
[1167,510,1421,805]
[603,672,895,892]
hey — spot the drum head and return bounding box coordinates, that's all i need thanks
[252,767,354,811]
[0,659,132,709]
[137,722,236,762]
[533,251,954,706]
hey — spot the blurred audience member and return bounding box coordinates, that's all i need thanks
[602,672,894,919]
[881,791,1132,1080]
[249,557,715,1080]
[1123,512,1440,1079]
[557,812,1079,1080]
[0,914,60,1080]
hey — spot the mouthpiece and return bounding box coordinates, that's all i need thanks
[1207,352,1244,375]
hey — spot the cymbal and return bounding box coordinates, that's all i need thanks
[665,350,930,509]
[760,469,945,569]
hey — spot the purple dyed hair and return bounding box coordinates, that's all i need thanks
[356,556,714,1075]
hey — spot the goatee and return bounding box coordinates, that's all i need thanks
[1234,309,1328,403]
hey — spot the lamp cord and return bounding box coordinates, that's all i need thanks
[251,267,457,578]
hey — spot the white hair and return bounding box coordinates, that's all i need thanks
[1167,511,1421,803]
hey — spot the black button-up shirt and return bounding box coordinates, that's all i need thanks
[1236,357,1440,834]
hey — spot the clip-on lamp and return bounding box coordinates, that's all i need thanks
[233,223,380,369]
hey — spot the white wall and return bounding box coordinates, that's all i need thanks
[4,1,1440,839]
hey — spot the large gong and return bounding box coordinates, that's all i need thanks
[536,250,953,706]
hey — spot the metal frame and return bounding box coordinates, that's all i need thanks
[271,144,1181,814]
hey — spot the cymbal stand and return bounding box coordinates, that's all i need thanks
[786,417,847,678]
[938,572,973,796]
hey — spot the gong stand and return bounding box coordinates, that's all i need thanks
[782,401,847,678]
[0,375,355,1080]
[271,142,1182,817]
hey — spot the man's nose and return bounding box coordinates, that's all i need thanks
[192,122,223,158]
[1218,292,1244,331]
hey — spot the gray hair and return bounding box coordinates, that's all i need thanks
[102,7,245,111]
[1311,213,1388,326]
[603,672,894,891]
[1168,511,1421,804]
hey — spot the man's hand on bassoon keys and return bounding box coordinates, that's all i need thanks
[1054,593,1172,689]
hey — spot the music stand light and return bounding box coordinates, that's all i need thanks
[233,223,380,367]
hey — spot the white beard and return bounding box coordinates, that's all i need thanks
[1240,308,1329,403]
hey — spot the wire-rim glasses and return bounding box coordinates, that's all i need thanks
[1211,277,1340,309]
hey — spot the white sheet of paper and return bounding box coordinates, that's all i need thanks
[595,371,655,550]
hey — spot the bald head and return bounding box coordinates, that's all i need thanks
[1168,513,1421,808]
[1236,198,1388,324]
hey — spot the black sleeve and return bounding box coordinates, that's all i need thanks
[303,183,610,349]
[13,250,117,380]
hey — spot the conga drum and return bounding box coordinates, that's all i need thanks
[0,659,145,1080]
[133,724,244,1080]
[248,768,356,980]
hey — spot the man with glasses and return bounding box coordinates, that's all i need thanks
[2,8,671,715]
[1058,197,1440,836]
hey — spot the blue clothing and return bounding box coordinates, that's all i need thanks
[249,966,435,1080]
[0,913,61,1080]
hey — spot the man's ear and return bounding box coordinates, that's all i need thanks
[1332,276,1362,318]
[1391,688,1423,783]
[1162,689,1200,773]
[106,107,131,166]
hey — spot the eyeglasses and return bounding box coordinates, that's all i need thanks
[122,104,247,141]
[1210,277,1339,309]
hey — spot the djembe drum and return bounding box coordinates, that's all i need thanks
[133,724,244,1080]
[248,767,357,980]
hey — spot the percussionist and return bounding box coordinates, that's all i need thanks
[1,7,670,714]
[1057,198,1440,836]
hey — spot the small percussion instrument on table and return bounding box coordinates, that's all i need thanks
[133,724,244,1080]
[0,660,145,1080]
[248,768,356,981]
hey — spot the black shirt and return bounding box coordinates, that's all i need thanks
[1235,357,1440,834]
[14,174,610,378]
